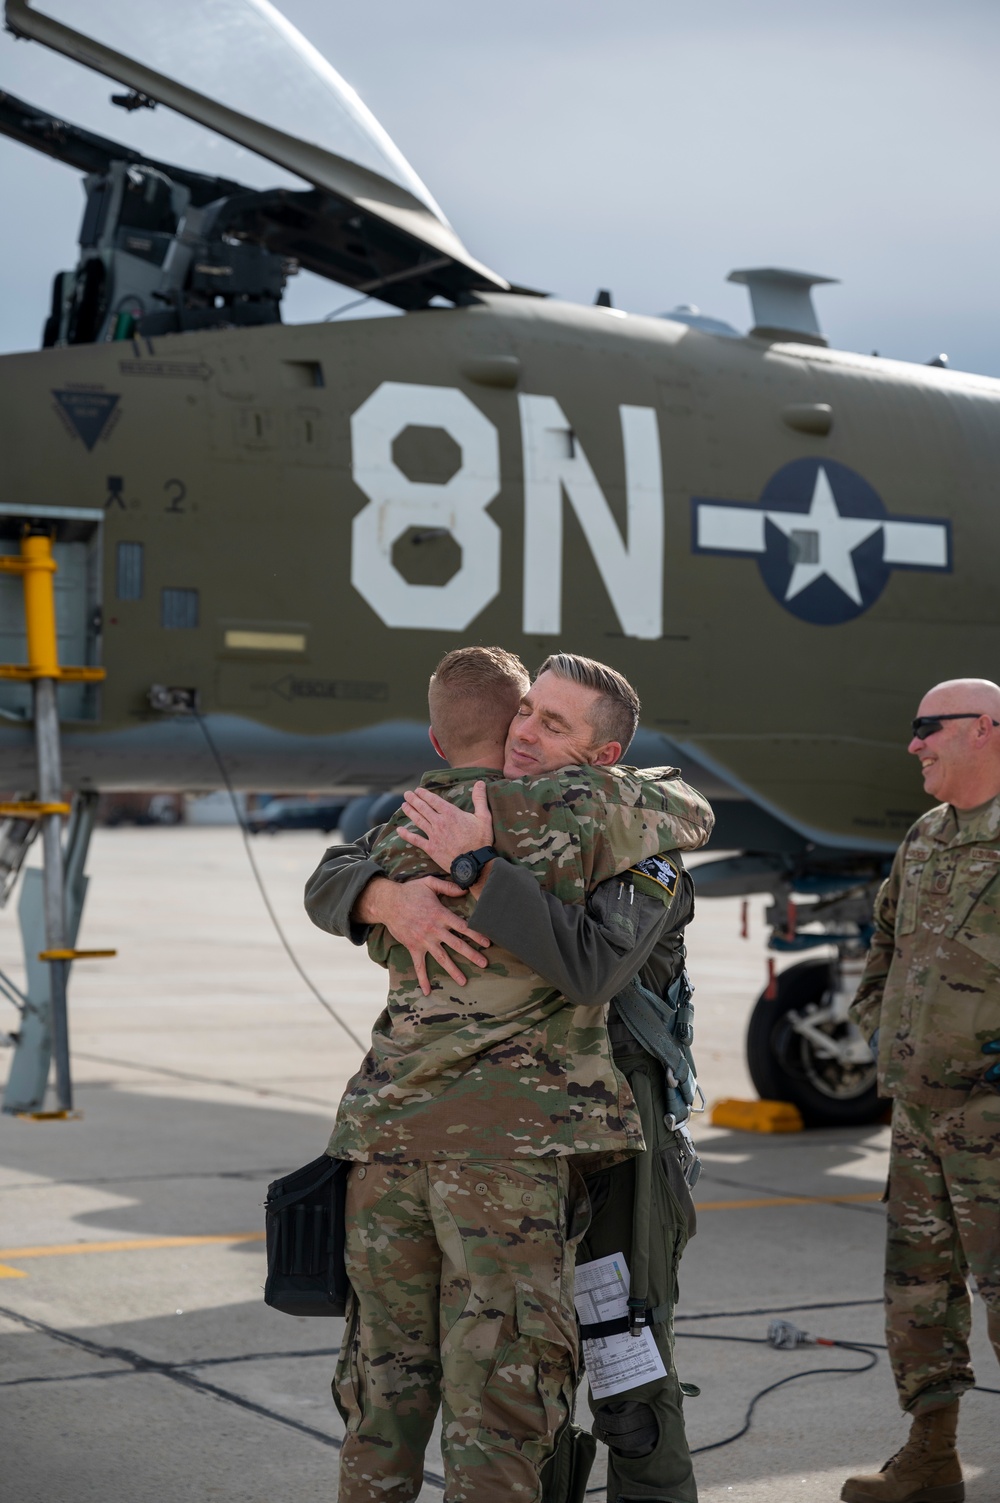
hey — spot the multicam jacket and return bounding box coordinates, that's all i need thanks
[326,762,714,1162]
[851,794,1000,1107]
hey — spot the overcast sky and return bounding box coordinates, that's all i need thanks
[1,0,998,375]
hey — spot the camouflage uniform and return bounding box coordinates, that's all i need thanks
[321,763,711,1502]
[326,763,711,1166]
[337,1157,589,1503]
[850,794,1000,1414]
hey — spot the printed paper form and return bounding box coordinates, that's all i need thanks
[574,1251,667,1400]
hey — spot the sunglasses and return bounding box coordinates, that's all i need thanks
[911,713,1000,738]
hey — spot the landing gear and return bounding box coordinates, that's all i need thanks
[338,792,405,845]
[746,958,880,1127]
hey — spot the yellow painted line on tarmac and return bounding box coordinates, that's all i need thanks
[0,1198,883,1275]
[0,1231,265,1275]
[695,1192,883,1211]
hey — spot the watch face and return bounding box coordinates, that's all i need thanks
[452,854,477,887]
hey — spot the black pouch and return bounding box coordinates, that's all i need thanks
[540,1422,597,1503]
[263,1154,350,1317]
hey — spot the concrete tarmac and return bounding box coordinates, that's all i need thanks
[0,827,997,1501]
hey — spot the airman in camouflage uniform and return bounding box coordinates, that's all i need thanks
[330,762,708,1503]
[327,761,708,1165]
[843,678,1000,1503]
[309,648,713,1503]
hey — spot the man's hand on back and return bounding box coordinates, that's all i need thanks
[358,874,491,996]
[398,780,494,869]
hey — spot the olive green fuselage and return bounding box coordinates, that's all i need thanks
[2,294,996,852]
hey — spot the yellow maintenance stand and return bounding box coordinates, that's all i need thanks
[0,527,109,1114]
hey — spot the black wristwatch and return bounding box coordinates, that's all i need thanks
[450,846,497,890]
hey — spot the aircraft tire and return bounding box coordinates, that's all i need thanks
[368,792,405,825]
[338,795,381,845]
[746,958,881,1128]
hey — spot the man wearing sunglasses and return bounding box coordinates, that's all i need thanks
[842,678,1000,1503]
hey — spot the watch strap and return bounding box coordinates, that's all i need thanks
[450,845,497,888]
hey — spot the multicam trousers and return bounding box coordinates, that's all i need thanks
[886,1092,1000,1414]
[334,1157,588,1503]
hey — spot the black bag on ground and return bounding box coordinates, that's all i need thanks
[263,1154,349,1316]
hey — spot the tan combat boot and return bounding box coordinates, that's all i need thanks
[840,1403,964,1502]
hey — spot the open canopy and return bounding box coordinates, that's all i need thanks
[4,0,512,306]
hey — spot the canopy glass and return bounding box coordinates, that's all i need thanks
[24,0,449,220]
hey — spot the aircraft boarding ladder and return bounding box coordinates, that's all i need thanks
[0,527,113,1116]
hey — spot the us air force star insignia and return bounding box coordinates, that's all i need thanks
[629,855,679,895]
[691,458,951,624]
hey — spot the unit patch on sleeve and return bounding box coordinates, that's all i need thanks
[628,854,679,896]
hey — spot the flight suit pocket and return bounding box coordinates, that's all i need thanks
[478,1281,577,1456]
[658,1143,698,1248]
[656,1144,697,1307]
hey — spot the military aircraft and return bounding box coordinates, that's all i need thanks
[1,0,996,1124]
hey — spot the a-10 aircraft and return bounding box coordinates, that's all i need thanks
[1,0,996,1125]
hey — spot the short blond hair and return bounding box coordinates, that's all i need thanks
[536,652,640,753]
[429,646,530,762]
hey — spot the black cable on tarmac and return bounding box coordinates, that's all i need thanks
[679,1333,878,1456]
[583,1299,1000,1487]
[192,710,367,1052]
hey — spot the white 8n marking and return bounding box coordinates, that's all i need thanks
[349,382,664,638]
[350,382,501,631]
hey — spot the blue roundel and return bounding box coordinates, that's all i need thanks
[756,458,889,625]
